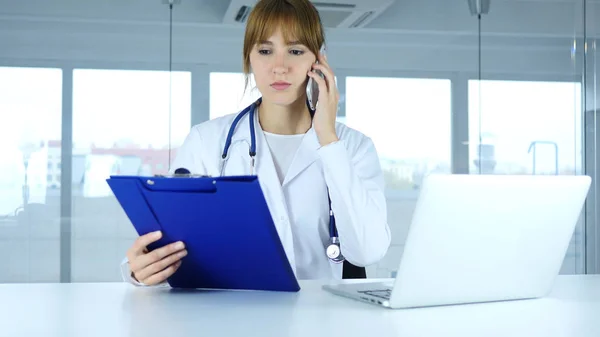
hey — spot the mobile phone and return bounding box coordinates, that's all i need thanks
[306,45,326,111]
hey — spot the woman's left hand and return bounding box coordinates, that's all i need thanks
[308,52,340,146]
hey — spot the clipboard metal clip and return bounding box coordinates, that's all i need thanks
[154,173,211,178]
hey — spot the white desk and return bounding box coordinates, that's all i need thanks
[2,275,599,337]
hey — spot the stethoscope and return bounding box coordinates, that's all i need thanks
[219,97,345,264]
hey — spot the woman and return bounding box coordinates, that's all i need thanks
[121,0,391,286]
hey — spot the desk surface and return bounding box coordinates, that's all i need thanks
[2,275,599,337]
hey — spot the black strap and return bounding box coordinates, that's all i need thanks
[342,261,367,279]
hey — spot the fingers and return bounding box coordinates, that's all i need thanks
[125,231,189,286]
[130,241,186,273]
[311,61,337,98]
[135,249,188,282]
[317,53,333,75]
[141,260,183,286]
[127,231,162,258]
[307,69,328,95]
[309,67,338,105]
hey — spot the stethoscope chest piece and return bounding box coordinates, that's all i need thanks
[326,237,344,263]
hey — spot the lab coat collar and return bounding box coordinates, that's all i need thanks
[229,107,321,188]
[281,127,320,186]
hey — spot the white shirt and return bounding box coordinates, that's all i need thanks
[263,131,306,185]
[263,130,322,279]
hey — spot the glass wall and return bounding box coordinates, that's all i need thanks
[584,3,599,273]
[469,79,585,274]
[210,72,260,120]
[70,69,191,281]
[344,77,452,277]
[0,67,62,282]
[0,0,597,282]
[471,0,589,275]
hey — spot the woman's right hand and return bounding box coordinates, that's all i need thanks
[126,231,188,286]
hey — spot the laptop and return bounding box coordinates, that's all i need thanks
[322,174,591,309]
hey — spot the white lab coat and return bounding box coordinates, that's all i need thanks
[120,109,391,284]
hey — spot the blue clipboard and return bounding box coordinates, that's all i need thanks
[106,175,300,292]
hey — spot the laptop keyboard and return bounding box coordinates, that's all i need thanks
[357,289,392,300]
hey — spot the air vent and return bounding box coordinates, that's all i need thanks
[312,2,357,10]
[235,5,253,23]
[349,10,374,28]
[222,0,396,28]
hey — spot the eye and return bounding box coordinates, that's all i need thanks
[290,49,304,56]
[258,49,271,55]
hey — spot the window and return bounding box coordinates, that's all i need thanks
[468,80,582,175]
[345,76,452,278]
[210,72,261,120]
[468,79,584,274]
[71,69,191,282]
[0,67,62,283]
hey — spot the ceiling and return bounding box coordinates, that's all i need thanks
[0,0,598,37]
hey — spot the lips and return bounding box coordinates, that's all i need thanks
[271,82,291,91]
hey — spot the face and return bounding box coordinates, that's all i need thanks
[249,27,316,107]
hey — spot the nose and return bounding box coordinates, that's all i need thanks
[272,53,288,75]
